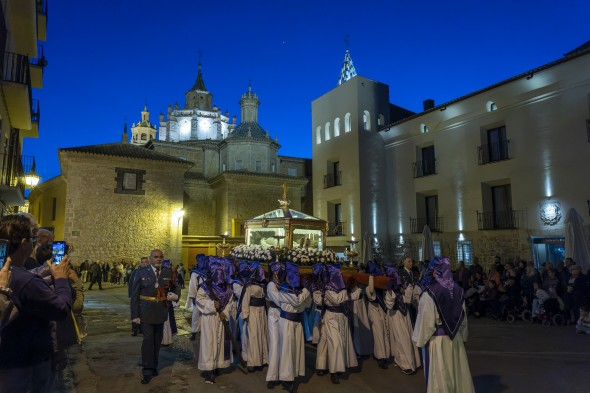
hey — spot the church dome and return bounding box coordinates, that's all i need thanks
[228,121,269,140]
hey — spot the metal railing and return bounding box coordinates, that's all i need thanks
[327,221,346,237]
[324,171,342,188]
[0,153,28,192]
[413,159,437,178]
[37,0,48,15]
[478,140,510,164]
[410,217,444,233]
[2,52,30,85]
[30,44,48,68]
[586,119,590,142]
[476,210,522,230]
[32,99,40,124]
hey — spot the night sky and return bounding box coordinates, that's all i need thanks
[24,0,590,181]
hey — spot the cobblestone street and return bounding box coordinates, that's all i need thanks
[53,285,590,393]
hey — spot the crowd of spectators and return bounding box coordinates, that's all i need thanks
[451,256,589,328]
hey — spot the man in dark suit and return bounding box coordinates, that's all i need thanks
[130,249,181,384]
[399,257,417,325]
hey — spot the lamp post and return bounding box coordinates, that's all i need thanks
[217,232,230,257]
[345,235,359,267]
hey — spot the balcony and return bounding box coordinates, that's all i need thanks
[324,171,342,188]
[413,159,437,178]
[328,221,346,237]
[0,154,32,207]
[478,140,510,164]
[30,43,47,89]
[22,99,40,139]
[586,119,589,142]
[5,0,38,55]
[410,217,444,233]
[2,52,33,130]
[37,0,48,42]
[476,210,522,230]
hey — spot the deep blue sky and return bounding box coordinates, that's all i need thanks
[25,0,590,181]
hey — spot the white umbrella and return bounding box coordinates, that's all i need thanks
[362,232,373,265]
[422,225,435,262]
[564,207,590,273]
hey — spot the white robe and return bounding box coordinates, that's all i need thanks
[366,276,390,360]
[196,286,235,371]
[352,288,374,356]
[412,292,475,393]
[266,281,282,382]
[313,290,328,370]
[241,284,269,367]
[161,317,173,345]
[316,287,361,374]
[385,289,421,371]
[278,288,312,381]
[184,272,201,333]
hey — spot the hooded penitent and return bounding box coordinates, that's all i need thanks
[368,261,384,276]
[311,263,327,292]
[424,257,465,339]
[203,260,233,310]
[326,264,345,292]
[248,262,266,286]
[282,261,301,292]
[269,261,286,284]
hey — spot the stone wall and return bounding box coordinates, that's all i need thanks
[60,152,189,265]
[183,181,216,236]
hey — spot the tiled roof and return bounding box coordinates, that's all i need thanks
[338,50,357,86]
[59,143,193,164]
[228,122,269,140]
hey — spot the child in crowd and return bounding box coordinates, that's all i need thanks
[576,307,590,335]
[531,281,550,320]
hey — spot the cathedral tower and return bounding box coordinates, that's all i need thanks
[130,105,157,145]
[239,84,260,123]
[185,63,213,110]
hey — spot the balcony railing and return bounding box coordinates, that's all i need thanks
[476,210,522,230]
[586,119,590,142]
[37,0,48,14]
[413,159,437,178]
[0,153,27,190]
[328,221,346,237]
[2,52,30,85]
[30,44,48,68]
[478,140,510,164]
[410,217,444,233]
[32,99,40,124]
[324,171,342,188]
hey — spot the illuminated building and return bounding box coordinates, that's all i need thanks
[313,42,590,267]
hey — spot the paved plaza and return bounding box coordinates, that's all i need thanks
[53,285,590,393]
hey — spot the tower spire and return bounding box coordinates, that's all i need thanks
[338,35,357,86]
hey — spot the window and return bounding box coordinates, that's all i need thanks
[114,168,146,195]
[344,113,351,132]
[288,167,297,176]
[378,114,385,126]
[271,162,276,172]
[256,161,262,172]
[486,101,497,112]
[327,201,343,236]
[456,240,473,264]
[334,118,341,137]
[419,240,442,261]
[363,110,371,131]
[420,124,429,133]
[235,160,243,170]
[325,122,331,141]
[414,145,436,177]
[479,182,516,229]
[141,133,147,140]
[479,125,509,164]
[316,126,322,144]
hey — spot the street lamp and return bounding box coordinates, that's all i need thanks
[24,158,41,189]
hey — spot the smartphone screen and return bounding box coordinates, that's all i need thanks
[0,239,8,269]
[52,241,68,265]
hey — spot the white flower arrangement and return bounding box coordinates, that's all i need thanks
[229,244,336,264]
[230,244,273,261]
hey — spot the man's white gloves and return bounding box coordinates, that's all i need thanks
[132,318,141,324]
[167,292,179,302]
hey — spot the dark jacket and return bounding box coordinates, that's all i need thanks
[0,267,72,368]
[130,265,180,324]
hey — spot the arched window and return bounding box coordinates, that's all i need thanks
[420,124,429,133]
[486,101,498,112]
[325,122,331,141]
[316,126,322,144]
[334,118,341,137]
[344,113,351,133]
[141,133,147,140]
[363,110,371,131]
[378,114,385,126]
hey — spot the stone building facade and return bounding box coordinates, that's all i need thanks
[29,63,311,267]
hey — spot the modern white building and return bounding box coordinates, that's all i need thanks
[312,42,590,268]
